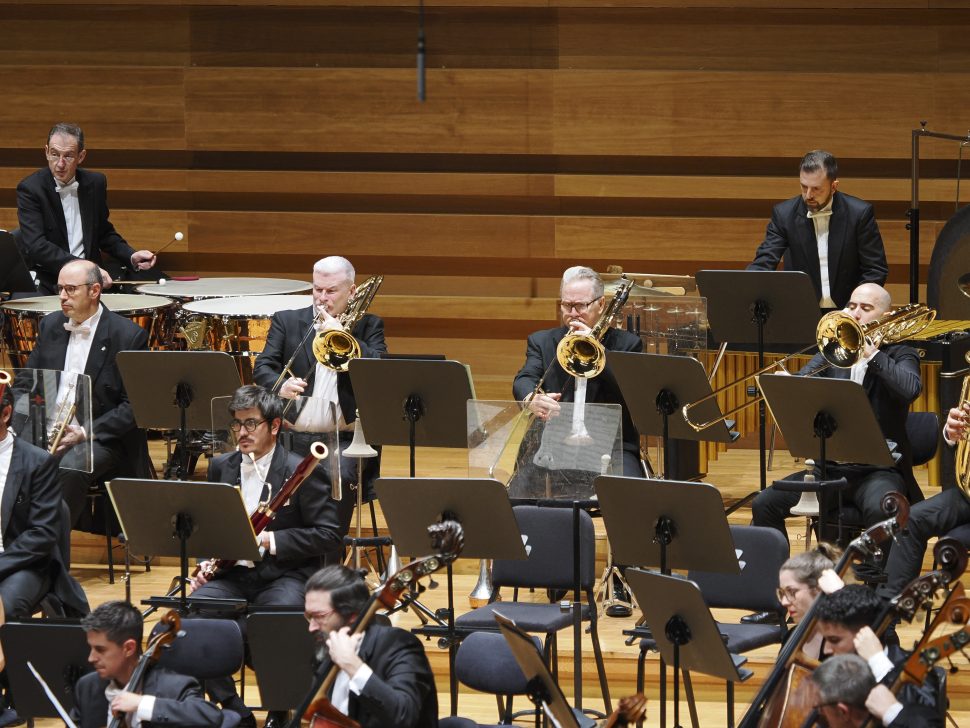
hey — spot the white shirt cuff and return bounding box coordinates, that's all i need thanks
[136,695,155,724]
[943,427,956,447]
[883,701,903,726]
[348,663,373,695]
[268,531,277,555]
[868,650,894,682]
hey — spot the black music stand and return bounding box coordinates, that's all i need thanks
[595,476,738,728]
[0,230,36,297]
[247,611,316,712]
[1,620,90,720]
[117,351,241,479]
[608,352,735,480]
[758,374,894,543]
[375,477,527,716]
[696,270,820,497]
[493,612,595,728]
[626,570,752,728]
[108,478,260,613]
[349,358,473,477]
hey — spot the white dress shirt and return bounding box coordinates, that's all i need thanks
[0,432,13,553]
[55,305,103,437]
[239,446,276,561]
[809,200,835,308]
[331,635,373,715]
[56,178,84,258]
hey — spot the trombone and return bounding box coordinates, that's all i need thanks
[681,303,937,433]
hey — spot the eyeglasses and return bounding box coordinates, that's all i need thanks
[229,418,266,433]
[776,585,809,602]
[47,152,78,164]
[304,608,336,624]
[56,283,90,296]
[558,297,603,313]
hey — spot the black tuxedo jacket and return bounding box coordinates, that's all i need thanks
[207,445,342,581]
[513,326,644,453]
[0,437,88,615]
[25,305,151,477]
[17,167,136,293]
[72,664,223,728]
[799,342,922,502]
[337,624,438,728]
[253,309,386,424]
[889,704,944,727]
[748,191,888,308]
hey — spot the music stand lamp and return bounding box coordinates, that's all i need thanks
[758,374,895,544]
[609,351,735,481]
[595,476,739,728]
[117,351,241,479]
[375,477,526,717]
[626,570,753,728]
[695,270,820,500]
[108,478,260,614]
[1,620,90,720]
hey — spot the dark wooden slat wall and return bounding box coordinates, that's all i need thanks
[1,2,968,400]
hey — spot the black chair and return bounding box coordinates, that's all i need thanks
[452,505,611,714]
[150,618,245,728]
[453,630,541,726]
[636,526,789,728]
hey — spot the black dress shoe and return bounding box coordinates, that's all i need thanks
[264,711,289,728]
[740,610,781,625]
[0,708,24,728]
[604,573,633,618]
[852,561,887,586]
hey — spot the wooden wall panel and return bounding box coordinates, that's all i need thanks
[1,1,966,465]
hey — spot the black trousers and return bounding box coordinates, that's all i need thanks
[752,466,906,545]
[0,567,50,619]
[58,440,124,529]
[879,488,970,598]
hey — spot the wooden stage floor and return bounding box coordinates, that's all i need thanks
[52,444,970,727]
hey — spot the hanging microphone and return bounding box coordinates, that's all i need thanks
[417,0,426,101]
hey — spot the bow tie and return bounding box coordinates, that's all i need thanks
[807,208,833,219]
[56,181,79,196]
[63,321,91,336]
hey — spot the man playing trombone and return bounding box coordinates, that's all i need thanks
[751,283,924,555]
[513,266,645,617]
[253,256,386,544]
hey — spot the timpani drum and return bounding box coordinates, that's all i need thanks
[0,294,176,367]
[136,277,311,301]
[180,295,313,382]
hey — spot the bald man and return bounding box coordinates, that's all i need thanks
[24,259,151,528]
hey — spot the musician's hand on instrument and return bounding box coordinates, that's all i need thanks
[528,392,561,421]
[864,685,900,721]
[852,626,883,660]
[567,319,592,335]
[326,627,365,677]
[864,331,885,359]
[190,562,213,591]
[111,691,143,715]
[280,377,307,399]
[99,267,114,289]
[55,424,86,454]
[131,250,157,270]
[817,568,844,595]
[318,308,345,332]
[945,404,970,443]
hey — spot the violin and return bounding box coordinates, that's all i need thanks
[107,610,182,728]
[288,520,465,728]
[739,492,910,728]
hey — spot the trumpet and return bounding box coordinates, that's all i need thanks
[312,275,383,372]
[681,303,937,432]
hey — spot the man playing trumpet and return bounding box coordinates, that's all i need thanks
[513,266,645,617]
[751,283,923,558]
[253,256,386,544]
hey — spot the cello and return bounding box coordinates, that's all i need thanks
[289,519,464,728]
[738,493,910,728]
